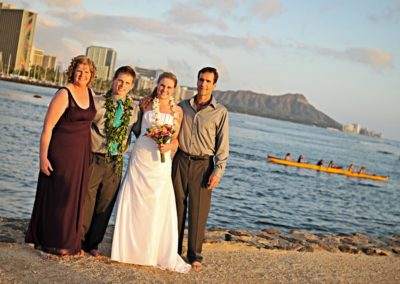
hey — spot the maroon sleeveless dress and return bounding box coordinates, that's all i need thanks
[25,87,96,255]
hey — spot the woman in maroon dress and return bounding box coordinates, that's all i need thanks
[25,55,97,256]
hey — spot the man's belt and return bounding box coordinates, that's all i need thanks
[179,150,212,161]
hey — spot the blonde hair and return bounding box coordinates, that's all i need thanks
[151,72,178,98]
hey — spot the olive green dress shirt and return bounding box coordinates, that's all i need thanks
[178,95,229,178]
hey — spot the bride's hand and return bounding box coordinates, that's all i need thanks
[159,143,172,154]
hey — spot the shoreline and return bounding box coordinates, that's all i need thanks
[2,217,399,256]
[1,217,399,283]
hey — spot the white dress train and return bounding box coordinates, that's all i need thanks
[111,111,191,273]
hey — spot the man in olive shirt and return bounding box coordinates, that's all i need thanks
[172,67,229,271]
[82,66,141,257]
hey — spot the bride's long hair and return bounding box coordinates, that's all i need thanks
[150,72,178,100]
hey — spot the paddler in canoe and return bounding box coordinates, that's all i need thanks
[327,160,343,169]
[297,155,305,163]
[358,166,367,174]
[347,164,355,172]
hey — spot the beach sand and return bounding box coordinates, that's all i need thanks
[1,218,399,283]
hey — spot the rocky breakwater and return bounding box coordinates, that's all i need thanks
[205,228,400,257]
[1,217,399,257]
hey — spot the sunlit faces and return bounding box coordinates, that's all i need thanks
[197,72,216,99]
[156,78,176,100]
[73,64,92,86]
[112,73,135,98]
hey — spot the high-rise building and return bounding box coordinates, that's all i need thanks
[42,54,57,70]
[30,47,44,67]
[86,46,116,81]
[0,3,37,72]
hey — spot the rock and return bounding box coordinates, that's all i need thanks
[297,246,314,252]
[289,230,319,242]
[340,237,359,247]
[262,228,281,234]
[361,247,376,256]
[375,249,389,256]
[316,235,340,252]
[228,230,251,237]
[256,233,274,240]
[339,245,358,254]
[225,234,232,241]
[278,233,308,245]
[0,236,16,243]
[392,248,400,254]
[380,236,400,247]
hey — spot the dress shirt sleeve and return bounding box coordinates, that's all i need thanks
[212,109,229,178]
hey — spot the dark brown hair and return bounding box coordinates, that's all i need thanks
[198,67,219,84]
[113,65,136,81]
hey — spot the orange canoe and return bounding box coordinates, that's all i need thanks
[267,155,389,182]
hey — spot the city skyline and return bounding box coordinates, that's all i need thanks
[0,3,37,71]
[86,45,116,81]
[4,0,400,140]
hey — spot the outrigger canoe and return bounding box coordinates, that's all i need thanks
[267,155,389,182]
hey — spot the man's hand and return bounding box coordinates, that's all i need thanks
[207,175,220,190]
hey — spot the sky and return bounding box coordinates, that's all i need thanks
[9,0,400,140]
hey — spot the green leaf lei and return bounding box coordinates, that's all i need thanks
[104,91,133,173]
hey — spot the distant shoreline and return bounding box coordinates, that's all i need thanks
[0,76,61,89]
[0,77,387,140]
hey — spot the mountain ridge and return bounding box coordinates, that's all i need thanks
[212,90,342,129]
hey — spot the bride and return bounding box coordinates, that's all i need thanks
[111,72,191,273]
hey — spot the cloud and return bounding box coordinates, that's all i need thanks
[49,10,258,51]
[166,3,227,30]
[11,0,32,9]
[38,0,81,9]
[251,0,284,21]
[247,34,260,49]
[201,34,243,48]
[317,47,394,70]
[211,56,230,83]
[200,0,237,13]
[261,35,283,48]
[32,8,265,76]
[37,15,58,28]
[369,1,400,22]
[166,58,194,84]
[47,11,182,36]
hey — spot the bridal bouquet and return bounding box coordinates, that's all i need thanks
[145,123,175,163]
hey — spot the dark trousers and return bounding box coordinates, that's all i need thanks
[81,153,122,251]
[172,150,214,263]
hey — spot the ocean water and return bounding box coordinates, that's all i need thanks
[1,80,399,236]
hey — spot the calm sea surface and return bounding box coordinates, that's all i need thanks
[1,80,399,236]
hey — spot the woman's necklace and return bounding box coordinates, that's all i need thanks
[152,96,178,130]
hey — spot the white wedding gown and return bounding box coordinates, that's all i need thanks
[111,111,191,273]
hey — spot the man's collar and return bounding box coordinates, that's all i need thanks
[190,95,217,109]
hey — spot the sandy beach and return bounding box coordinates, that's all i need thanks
[1,217,399,283]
